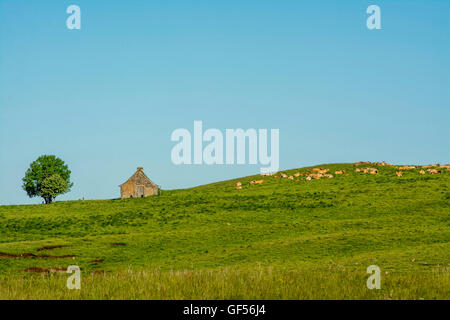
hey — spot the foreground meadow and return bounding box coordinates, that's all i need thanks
[0,163,449,299]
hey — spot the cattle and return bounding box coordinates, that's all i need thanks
[427,169,440,175]
[374,161,393,166]
[335,170,345,175]
[311,168,329,174]
[419,170,425,175]
[288,176,294,180]
[280,173,288,178]
[306,176,312,181]
[355,168,361,173]
[323,174,334,178]
[398,166,416,170]
[395,171,403,177]
[294,172,300,177]
[355,161,371,165]
[368,168,378,175]
[235,182,242,190]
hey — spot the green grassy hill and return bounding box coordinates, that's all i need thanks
[0,163,449,299]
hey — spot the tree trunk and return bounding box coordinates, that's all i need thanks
[44,197,53,204]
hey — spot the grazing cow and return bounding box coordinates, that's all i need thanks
[395,171,403,177]
[368,168,378,175]
[294,172,300,177]
[374,161,394,166]
[306,176,312,181]
[235,182,242,190]
[274,175,279,178]
[311,168,329,174]
[355,168,361,173]
[399,166,416,170]
[419,170,425,175]
[335,170,345,175]
[280,173,288,178]
[323,174,334,179]
[355,161,371,165]
[427,169,440,175]
[288,176,294,180]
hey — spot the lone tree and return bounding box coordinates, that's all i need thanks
[22,155,73,204]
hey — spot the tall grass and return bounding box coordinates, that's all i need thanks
[1,266,449,300]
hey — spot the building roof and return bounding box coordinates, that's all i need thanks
[119,167,157,188]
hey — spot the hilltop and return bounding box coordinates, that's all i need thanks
[0,162,449,299]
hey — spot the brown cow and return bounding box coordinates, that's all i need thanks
[395,171,403,177]
[419,170,425,175]
[427,169,440,175]
[399,166,416,170]
[335,170,345,175]
[355,161,371,165]
[294,172,300,177]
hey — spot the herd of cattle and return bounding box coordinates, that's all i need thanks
[235,161,449,189]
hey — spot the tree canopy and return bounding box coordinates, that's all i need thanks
[22,155,73,204]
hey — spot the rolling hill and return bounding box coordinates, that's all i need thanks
[0,162,449,299]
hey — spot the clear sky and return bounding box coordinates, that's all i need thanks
[0,0,449,205]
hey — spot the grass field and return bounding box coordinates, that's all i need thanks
[0,163,449,299]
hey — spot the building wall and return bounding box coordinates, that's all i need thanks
[120,180,158,199]
[144,185,158,197]
[120,180,135,199]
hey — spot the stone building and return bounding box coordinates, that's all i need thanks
[119,167,159,199]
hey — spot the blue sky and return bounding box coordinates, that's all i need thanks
[0,0,448,205]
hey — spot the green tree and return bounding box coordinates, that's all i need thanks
[40,174,69,204]
[22,155,73,204]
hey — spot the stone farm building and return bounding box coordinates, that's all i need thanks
[119,167,159,199]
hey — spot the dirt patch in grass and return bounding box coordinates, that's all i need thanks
[36,245,68,252]
[38,254,75,259]
[110,243,127,246]
[90,270,110,275]
[0,252,37,258]
[0,252,75,259]
[89,259,104,263]
[23,267,67,274]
